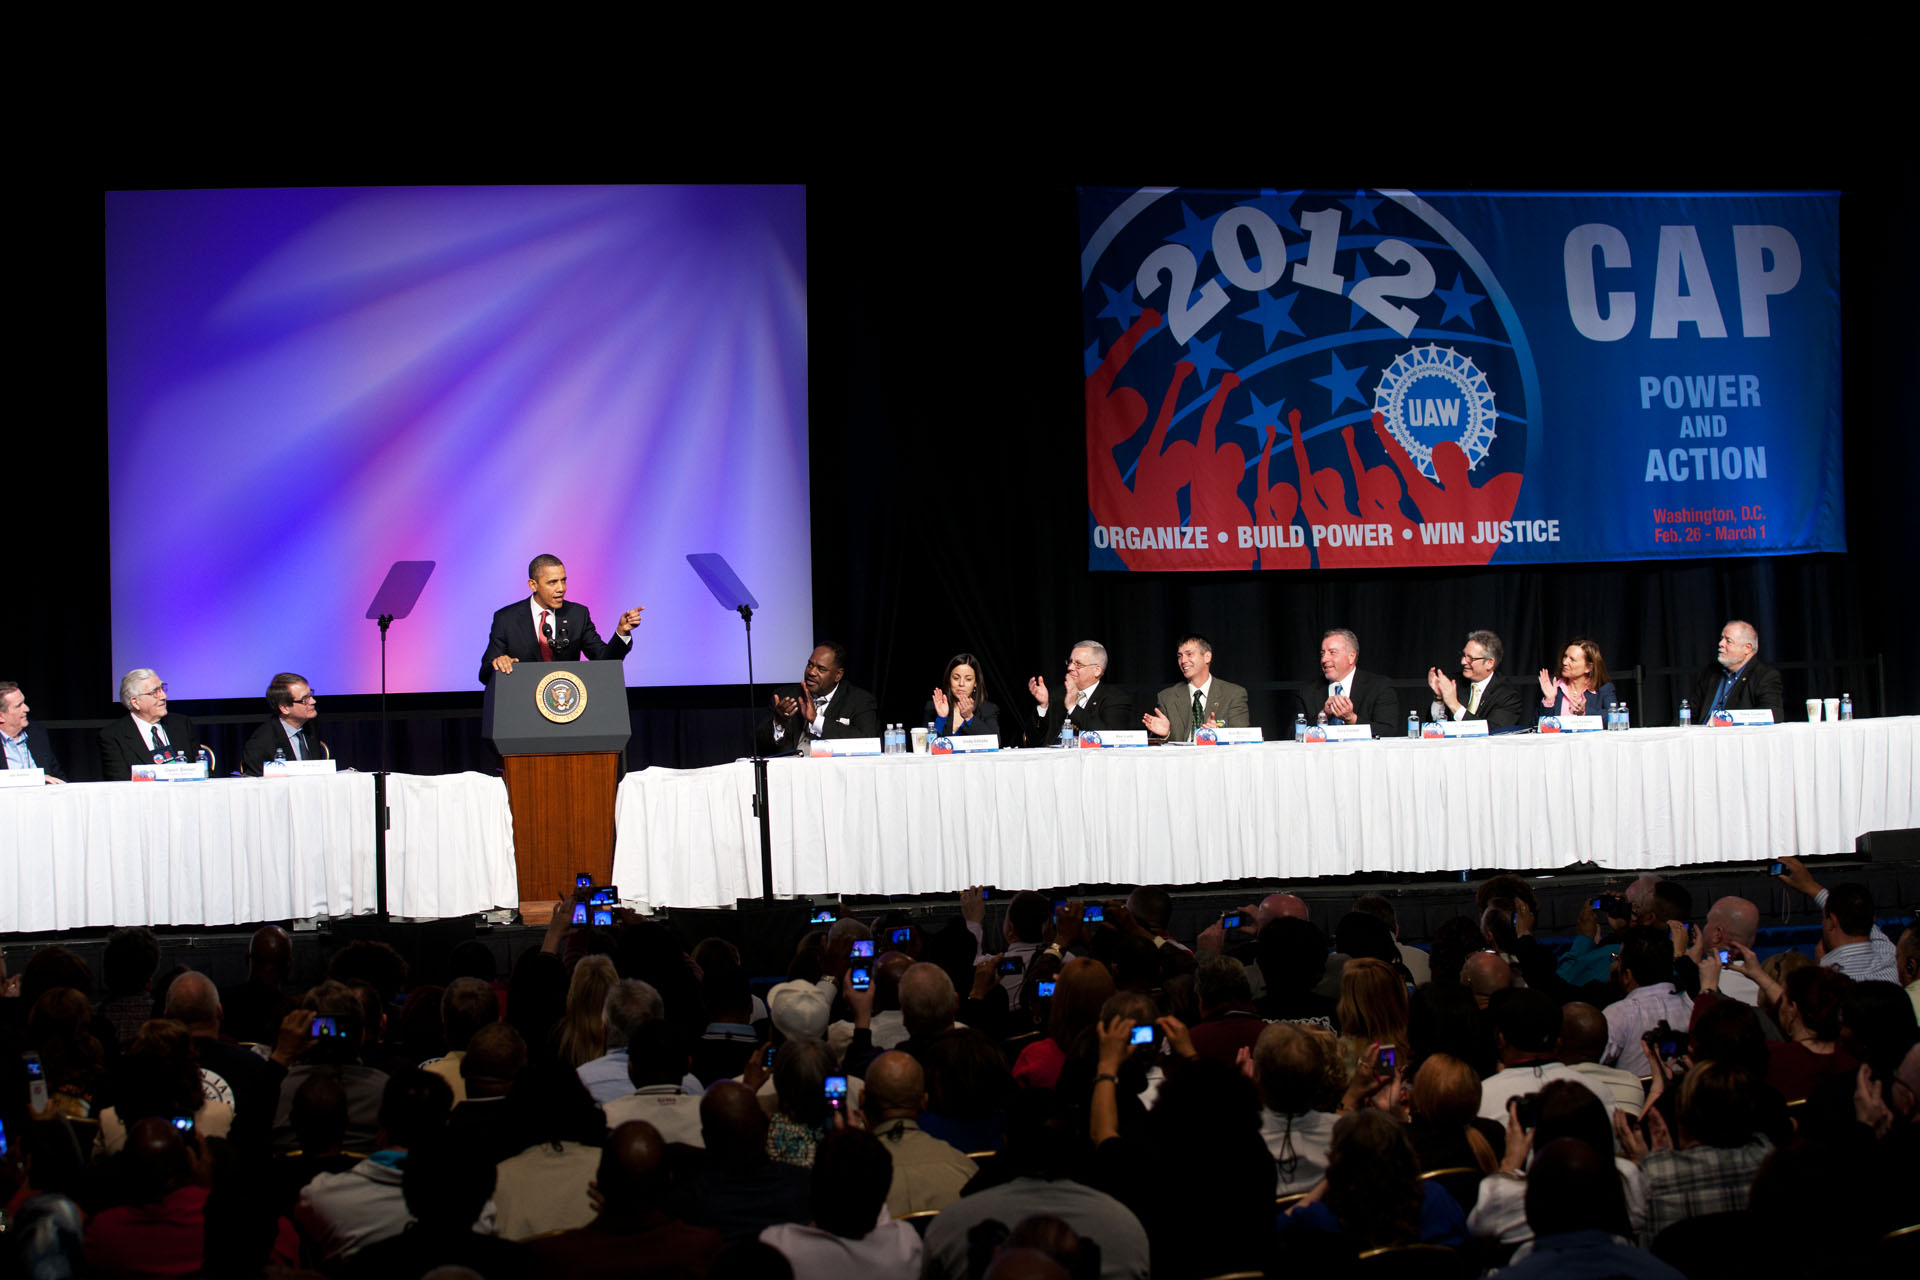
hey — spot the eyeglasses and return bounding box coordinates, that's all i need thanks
[137,683,169,698]
[1066,659,1096,669]
[1460,653,1493,666]
[292,695,317,705]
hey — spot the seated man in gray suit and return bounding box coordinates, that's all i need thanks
[1144,634,1250,742]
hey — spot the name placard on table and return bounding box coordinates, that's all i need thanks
[1538,715,1603,734]
[1708,708,1776,727]
[1303,724,1374,744]
[1078,730,1149,748]
[263,759,338,778]
[0,768,46,789]
[931,735,999,754]
[1421,720,1490,739]
[130,761,211,781]
[1195,726,1264,746]
[809,738,883,758]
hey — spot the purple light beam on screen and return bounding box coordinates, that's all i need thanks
[105,186,810,699]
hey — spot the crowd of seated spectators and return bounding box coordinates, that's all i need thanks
[1,857,1916,1279]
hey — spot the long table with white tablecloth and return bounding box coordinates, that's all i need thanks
[0,771,518,932]
[611,718,1920,910]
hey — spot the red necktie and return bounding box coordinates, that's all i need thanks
[538,610,555,662]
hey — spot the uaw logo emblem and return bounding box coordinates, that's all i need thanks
[1194,726,1220,745]
[931,737,956,755]
[1078,730,1104,748]
[535,671,588,724]
[1538,716,1564,734]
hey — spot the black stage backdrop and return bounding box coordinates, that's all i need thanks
[10,151,1917,777]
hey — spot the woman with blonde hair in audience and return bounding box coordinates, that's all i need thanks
[1336,957,1409,1077]
[1407,1053,1501,1182]
[554,954,618,1067]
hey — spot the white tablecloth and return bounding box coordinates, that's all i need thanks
[1,771,517,932]
[611,718,1920,909]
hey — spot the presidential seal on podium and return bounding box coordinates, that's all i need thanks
[535,671,588,724]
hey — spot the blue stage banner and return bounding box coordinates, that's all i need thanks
[1079,188,1842,571]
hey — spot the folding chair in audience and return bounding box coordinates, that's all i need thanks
[1353,1242,1467,1279]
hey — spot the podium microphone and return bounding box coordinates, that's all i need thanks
[542,617,556,649]
[558,616,570,650]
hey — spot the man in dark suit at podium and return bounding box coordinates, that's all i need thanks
[241,672,326,776]
[756,643,880,755]
[478,554,644,685]
[99,668,202,780]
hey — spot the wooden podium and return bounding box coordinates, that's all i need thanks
[482,661,630,904]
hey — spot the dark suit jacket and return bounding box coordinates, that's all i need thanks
[1032,681,1137,745]
[1154,677,1251,741]
[0,728,64,780]
[478,598,632,685]
[239,718,326,777]
[1693,658,1786,722]
[1451,674,1525,731]
[922,697,1001,741]
[97,712,201,781]
[755,681,880,755]
[1292,670,1402,739]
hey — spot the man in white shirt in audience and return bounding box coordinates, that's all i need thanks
[1775,858,1899,983]
[1603,928,1695,1078]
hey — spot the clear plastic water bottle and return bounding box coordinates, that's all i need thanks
[1059,719,1076,749]
[1678,699,1692,729]
[1617,701,1630,731]
[1407,710,1420,739]
[892,723,905,753]
[1316,711,1328,726]
[1840,692,1853,721]
[273,748,286,765]
[1293,712,1307,742]
[1605,702,1618,731]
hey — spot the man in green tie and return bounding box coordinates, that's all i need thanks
[1143,635,1250,742]
[1427,629,1525,731]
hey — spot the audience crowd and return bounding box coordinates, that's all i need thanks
[2,853,1915,1278]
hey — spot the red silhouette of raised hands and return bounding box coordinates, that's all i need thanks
[1343,424,1407,522]
[1253,412,1309,570]
[1181,371,1257,569]
[1370,411,1522,566]
[1086,309,1164,561]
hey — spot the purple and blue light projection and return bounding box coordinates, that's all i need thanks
[106,186,810,698]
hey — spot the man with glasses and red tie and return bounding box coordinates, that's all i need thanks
[478,554,644,686]
[1427,629,1525,731]
[1028,640,1135,744]
[99,668,202,780]
[241,673,326,776]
